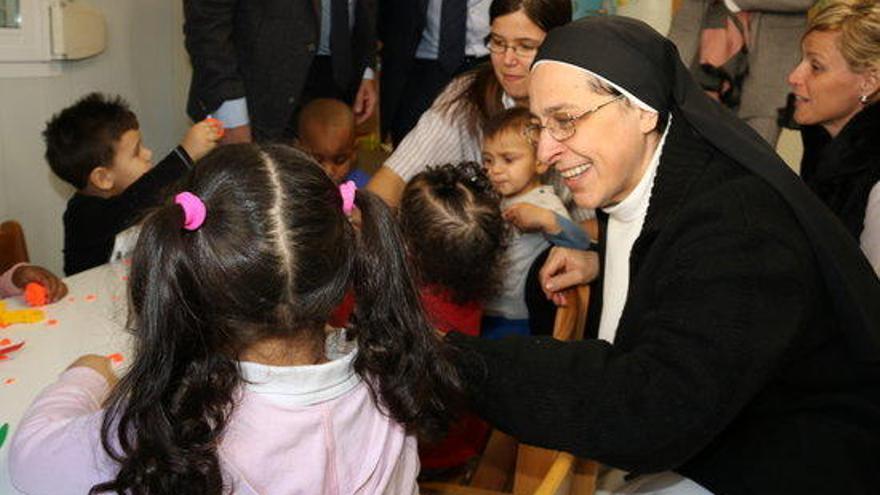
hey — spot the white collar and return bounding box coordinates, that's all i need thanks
[238,329,360,406]
[502,92,516,110]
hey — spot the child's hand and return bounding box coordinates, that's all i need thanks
[502,203,559,234]
[181,118,223,161]
[67,354,119,388]
[12,265,67,303]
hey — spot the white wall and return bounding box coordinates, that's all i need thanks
[617,0,672,35]
[0,0,191,274]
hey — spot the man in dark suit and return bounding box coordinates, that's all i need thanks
[184,0,377,143]
[379,0,490,145]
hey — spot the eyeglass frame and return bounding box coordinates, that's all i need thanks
[524,94,626,145]
[484,35,541,58]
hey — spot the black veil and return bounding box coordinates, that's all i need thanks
[534,16,880,361]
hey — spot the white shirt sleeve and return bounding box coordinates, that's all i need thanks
[859,181,880,276]
[383,77,482,182]
[723,0,742,12]
[213,97,250,128]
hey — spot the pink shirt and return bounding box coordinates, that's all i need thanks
[9,333,419,494]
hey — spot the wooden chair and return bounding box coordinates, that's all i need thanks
[0,220,29,274]
[422,285,598,495]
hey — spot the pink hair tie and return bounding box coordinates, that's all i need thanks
[174,191,207,231]
[339,180,357,216]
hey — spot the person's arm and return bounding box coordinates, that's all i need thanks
[502,203,590,250]
[180,119,223,162]
[372,77,481,207]
[859,181,880,276]
[546,214,590,250]
[447,198,816,472]
[4,264,68,302]
[212,98,252,144]
[97,147,193,242]
[353,0,379,124]
[183,0,246,122]
[366,166,407,208]
[353,76,378,125]
[8,362,117,493]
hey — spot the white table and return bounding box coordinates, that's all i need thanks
[0,262,132,494]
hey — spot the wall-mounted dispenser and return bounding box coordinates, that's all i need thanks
[49,0,105,60]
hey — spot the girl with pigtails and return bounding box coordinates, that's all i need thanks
[8,144,464,494]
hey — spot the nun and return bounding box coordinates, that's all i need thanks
[447,15,880,495]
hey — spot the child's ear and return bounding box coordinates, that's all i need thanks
[535,159,551,175]
[88,166,115,192]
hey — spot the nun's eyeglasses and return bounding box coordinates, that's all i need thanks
[524,95,625,144]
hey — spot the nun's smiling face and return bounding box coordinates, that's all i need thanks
[529,62,660,209]
[489,9,547,103]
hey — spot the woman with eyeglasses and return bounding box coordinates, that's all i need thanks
[367,0,586,219]
[445,15,880,495]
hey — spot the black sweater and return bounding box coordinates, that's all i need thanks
[62,147,191,276]
[448,121,880,494]
[800,102,880,240]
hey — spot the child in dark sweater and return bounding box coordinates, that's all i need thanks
[43,93,221,275]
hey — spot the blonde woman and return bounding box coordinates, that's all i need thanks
[788,0,880,274]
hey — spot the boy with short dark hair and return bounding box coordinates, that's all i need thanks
[43,93,221,275]
[295,98,370,187]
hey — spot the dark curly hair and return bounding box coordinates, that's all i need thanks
[399,162,508,306]
[91,144,463,494]
[43,92,139,189]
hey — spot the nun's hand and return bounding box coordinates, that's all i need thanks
[539,247,598,306]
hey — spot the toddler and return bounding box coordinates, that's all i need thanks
[296,98,371,187]
[399,161,506,474]
[481,107,588,339]
[43,93,221,275]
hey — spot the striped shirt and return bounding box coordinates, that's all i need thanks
[385,74,594,222]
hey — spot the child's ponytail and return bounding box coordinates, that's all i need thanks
[349,189,465,440]
[92,200,240,494]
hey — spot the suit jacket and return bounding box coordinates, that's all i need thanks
[378,0,429,135]
[449,118,880,494]
[667,0,813,144]
[184,0,377,141]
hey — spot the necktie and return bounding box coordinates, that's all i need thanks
[331,0,353,88]
[438,0,467,73]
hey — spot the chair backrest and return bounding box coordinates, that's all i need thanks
[551,285,590,342]
[0,220,29,274]
[513,285,595,495]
